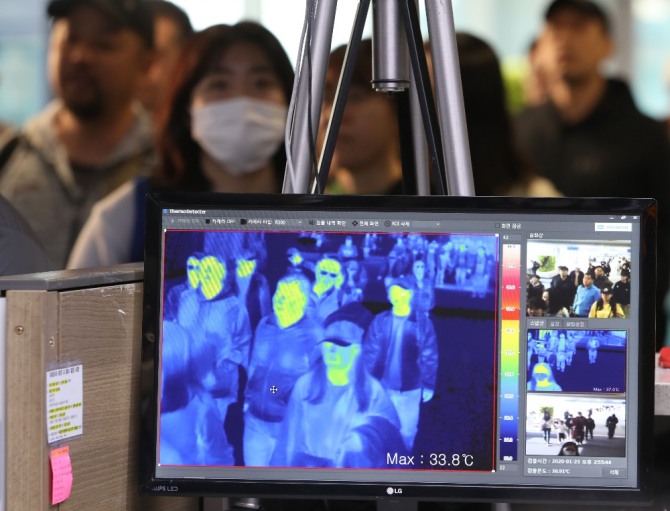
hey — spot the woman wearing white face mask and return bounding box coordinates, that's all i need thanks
[67,22,294,269]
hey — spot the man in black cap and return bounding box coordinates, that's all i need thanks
[549,264,576,314]
[612,268,631,317]
[0,0,155,268]
[516,0,670,345]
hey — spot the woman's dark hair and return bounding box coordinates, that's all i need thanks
[558,441,580,456]
[594,293,621,316]
[327,38,396,111]
[456,32,537,196]
[153,22,295,191]
[328,38,373,90]
[146,0,194,40]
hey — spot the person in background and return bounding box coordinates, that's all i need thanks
[409,256,435,322]
[549,265,577,313]
[522,36,554,108]
[0,0,155,269]
[554,419,569,443]
[526,274,545,302]
[540,410,553,445]
[0,195,55,276]
[569,265,584,288]
[321,39,403,195]
[308,255,345,324]
[158,318,199,465]
[244,274,323,466]
[606,413,619,439]
[588,286,625,319]
[364,276,438,451]
[515,0,670,346]
[527,362,562,392]
[67,22,294,268]
[613,268,630,318]
[572,271,601,317]
[558,441,580,456]
[526,296,547,317]
[456,32,561,197]
[235,247,272,332]
[272,303,400,468]
[176,253,251,465]
[586,337,600,364]
[592,265,612,290]
[137,0,193,114]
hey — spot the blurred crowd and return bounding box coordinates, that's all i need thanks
[1,0,669,350]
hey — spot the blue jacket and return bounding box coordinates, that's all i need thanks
[572,284,601,317]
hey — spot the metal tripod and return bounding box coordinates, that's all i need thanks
[282,0,474,197]
[215,2,511,511]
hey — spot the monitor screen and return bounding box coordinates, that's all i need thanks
[140,193,656,505]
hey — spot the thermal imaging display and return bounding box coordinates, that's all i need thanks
[141,194,655,505]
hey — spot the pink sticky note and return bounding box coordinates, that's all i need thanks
[50,446,73,505]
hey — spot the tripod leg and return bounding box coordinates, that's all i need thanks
[424,0,474,196]
[400,0,447,195]
[395,89,418,195]
[315,0,372,194]
[283,0,338,194]
[410,62,431,196]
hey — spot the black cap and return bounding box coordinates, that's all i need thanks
[620,268,630,277]
[321,303,374,346]
[558,265,569,271]
[545,0,610,33]
[47,0,154,48]
[324,302,373,331]
[388,275,413,290]
[600,286,613,294]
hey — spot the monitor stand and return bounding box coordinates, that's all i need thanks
[377,497,418,511]
[375,498,511,511]
[203,499,512,511]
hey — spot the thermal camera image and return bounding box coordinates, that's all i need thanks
[526,329,626,394]
[525,393,626,457]
[159,230,499,471]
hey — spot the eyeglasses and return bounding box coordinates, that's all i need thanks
[319,270,339,278]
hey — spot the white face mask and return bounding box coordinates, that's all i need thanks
[191,97,288,176]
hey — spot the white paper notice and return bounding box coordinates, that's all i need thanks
[46,365,84,444]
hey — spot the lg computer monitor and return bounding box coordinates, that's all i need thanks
[140,193,656,506]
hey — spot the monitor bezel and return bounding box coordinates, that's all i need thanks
[140,192,656,505]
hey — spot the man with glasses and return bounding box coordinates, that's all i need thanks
[308,255,345,324]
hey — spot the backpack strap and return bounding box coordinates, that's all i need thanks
[129,177,150,262]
